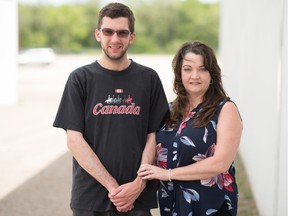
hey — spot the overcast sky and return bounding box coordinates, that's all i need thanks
[18,0,133,5]
[19,0,91,5]
[18,0,219,5]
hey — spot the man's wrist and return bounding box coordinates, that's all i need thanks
[106,180,119,193]
[134,175,147,190]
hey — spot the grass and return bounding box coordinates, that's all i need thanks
[235,153,260,216]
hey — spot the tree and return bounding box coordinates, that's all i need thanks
[18,0,219,53]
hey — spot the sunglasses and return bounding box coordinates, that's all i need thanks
[100,28,131,38]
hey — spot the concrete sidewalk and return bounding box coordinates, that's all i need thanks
[0,54,173,216]
[0,151,160,215]
[0,152,72,215]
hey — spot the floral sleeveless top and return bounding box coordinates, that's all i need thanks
[156,101,238,216]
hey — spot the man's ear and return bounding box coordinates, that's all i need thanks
[129,32,136,45]
[95,29,101,42]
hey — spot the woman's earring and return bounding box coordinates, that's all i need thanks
[210,79,214,85]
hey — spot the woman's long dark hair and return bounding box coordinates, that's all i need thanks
[166,41,230,128]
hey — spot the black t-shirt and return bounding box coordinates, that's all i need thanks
[53,60,169,211]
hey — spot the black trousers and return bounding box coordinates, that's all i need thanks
[213,202,231,216]
[72,209,152,216]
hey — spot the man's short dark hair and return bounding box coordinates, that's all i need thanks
[98,3,135,33]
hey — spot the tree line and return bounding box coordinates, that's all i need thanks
[19,0,219,54]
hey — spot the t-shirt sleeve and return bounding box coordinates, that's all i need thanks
[147,73,169,134]
[53,71,85,132]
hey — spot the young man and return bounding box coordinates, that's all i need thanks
[53,3,169,216]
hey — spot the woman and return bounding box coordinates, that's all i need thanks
[138,41,243,216]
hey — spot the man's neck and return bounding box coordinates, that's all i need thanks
[98,56,131,71]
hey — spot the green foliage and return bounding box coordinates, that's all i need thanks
[18,0,219,53]
[19,2,100,53]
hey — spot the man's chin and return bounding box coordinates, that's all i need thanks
[108,54,126,61]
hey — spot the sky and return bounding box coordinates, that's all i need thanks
[19,0,90,5]
[18,0,219,5]
[18,0,129,5]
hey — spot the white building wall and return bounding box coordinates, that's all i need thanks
[219,0,287,215]
[0,0,18,106]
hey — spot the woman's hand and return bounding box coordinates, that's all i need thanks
[137,164,170,181]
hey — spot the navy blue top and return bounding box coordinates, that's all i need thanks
[156,101,238,216]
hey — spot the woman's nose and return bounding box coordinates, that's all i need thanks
[190,70,198,78]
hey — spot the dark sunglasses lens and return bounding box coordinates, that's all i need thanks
[117,30,130,37]
[102,29,114,36]
[101,28,130,37]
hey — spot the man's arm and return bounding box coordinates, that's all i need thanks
[109,132,156,211]
[67,130,119,192]
[140,132,157,165]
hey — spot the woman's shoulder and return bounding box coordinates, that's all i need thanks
[219,100,242,121]
[212,100,240,123]
[221,100,239,112]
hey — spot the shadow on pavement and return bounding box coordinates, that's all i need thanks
[0,152,72,216]
[0,152,160,216]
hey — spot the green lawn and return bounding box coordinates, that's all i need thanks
[235,154,260,216]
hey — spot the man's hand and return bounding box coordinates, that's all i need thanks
[108,177,146,212]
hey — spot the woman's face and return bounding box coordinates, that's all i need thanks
[181,52,211,99]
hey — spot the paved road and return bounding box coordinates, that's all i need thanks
[0,54,173,216]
